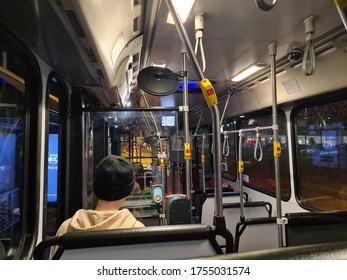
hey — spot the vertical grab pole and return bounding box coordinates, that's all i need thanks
[211,107,223,219]
[142,93,163,154]
[165,3,233,253]
[182,51,192,199]
[269,42,284,247]
[165,0,204,81]
[238,131,245,220]
[165,0,223,219]
[202,134,206,193]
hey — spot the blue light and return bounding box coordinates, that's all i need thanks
[0,77,9,84]
[47,134,58,203]
[178,80,201,92]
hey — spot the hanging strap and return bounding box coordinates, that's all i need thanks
[302,16,316,76]
[254,127,263,161]
[222,131,230,157]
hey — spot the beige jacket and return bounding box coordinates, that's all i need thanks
[50,208,144,258]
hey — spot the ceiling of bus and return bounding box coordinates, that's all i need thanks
[148,0,343,78]
[1,0,347,124]
[0,0,104,87]
[142,0,345,112]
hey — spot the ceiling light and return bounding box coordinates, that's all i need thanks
[231,63,267,82]
[152,60,167,68]
[167,0,195,24]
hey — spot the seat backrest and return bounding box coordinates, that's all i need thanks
[34,224,223,260]
[235,217,277,253]
[201,192,247,226]
[220,201,272,246]
[166,195,192,224]
[285,211,347,246]
[194,241,347,260]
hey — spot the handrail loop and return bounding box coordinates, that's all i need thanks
[253,127,263,161]
[222,131,230,157]
[302,16,316,76]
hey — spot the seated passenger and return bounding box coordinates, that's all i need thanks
[50,155,144,258]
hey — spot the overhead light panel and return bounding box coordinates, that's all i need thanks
[167,0,195,24]
[231,63,267,82]
[152,63,167,68]
[152,60,167,68]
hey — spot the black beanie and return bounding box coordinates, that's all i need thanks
[94,155,135,201]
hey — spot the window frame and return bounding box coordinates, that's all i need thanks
[236,108,291,201]
[0,22,42,259]
[291,89,347,211]
[43,72,70,238]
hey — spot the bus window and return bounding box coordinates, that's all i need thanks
[192,126,214,190]
[237,111,290,200]
[89,110,181,213]
[0,49,25,258]
[293,97,347,210]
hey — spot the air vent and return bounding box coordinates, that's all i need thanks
[258,76,269,83]
[133,52,140,64]
[246,83,256,89]
[96,69,105,79]
[133,16,140,33]
[133,64,139,73]
[64,10,85,37]
[84,48,97,63]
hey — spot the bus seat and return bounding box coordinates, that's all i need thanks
[193,241,347,260]
[201,192,248,226]
[235,217,277,252]
[33,224,223,260]
[166,194,191,225]
[212,201,273,247]
[223,201,272,217]
[285,211,347,246]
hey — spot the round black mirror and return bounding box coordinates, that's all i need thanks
[137,66,179,96]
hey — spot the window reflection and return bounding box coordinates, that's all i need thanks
[0,49,25,259]
[238,112,290,200]
[193,126,214,190]
[294,100,347,210]
[89,110,181,226]
[221,121,237,181]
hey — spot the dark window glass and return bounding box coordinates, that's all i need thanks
[0,49,25,258]
[293,99,347,210]
[237,112,290,200]
[194,126,214,190]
